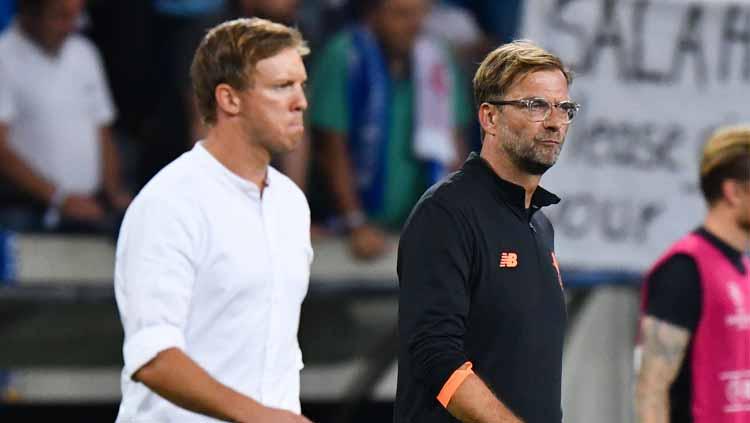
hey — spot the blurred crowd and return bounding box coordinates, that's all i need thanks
[0,0,523,259]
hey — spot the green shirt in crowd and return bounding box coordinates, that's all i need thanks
[309,31,471,229]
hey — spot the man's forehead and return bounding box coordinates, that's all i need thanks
[251,48,307,79]
[505,69,569,98]
[254,48,305,70]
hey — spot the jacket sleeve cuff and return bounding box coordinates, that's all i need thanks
[436,361,473,408]
[123,325,186,380]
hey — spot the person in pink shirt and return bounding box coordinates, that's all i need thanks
[637,125,750,423]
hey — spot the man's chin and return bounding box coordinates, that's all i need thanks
[518,157,556,175]
[275,135,303,153]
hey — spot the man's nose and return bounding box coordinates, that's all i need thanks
[293,85,307,111]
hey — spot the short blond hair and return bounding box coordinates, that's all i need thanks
[473,40,572,108]
[699,125,750,204]
[700,125,750,177]
[190,18,309,126]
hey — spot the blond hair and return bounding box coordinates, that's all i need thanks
[473,40,572,108]
[190,17,309,126]
[699,124,750,204]
[700,125,750,176]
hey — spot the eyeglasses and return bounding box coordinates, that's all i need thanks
[486,97,581,123]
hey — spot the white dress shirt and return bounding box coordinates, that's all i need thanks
[0,22,116,194]
[114,143,313,422]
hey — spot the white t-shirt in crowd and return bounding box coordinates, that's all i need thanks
[114,143,313,422]
[0,22,116,194]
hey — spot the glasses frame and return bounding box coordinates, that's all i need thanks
[486,97,581,123]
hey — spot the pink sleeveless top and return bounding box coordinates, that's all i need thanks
[642,233,750,422]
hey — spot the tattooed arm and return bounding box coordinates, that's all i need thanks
[635,315,691,423]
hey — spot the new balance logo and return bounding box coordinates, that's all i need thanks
[499,252,518,268]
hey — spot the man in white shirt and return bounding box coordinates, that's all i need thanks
[0,0,131,232]
[114,18,314,423]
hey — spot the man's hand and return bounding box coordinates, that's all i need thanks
[61,194,106,221]
[349,224,387,260]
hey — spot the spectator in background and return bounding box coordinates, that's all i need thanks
[0,0,130,233]
[637,126,750,423]
[309,0,471,260]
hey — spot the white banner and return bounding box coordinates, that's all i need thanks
[522,0,750,272]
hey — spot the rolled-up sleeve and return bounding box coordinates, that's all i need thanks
[397,199,473,397]
[114,195,201,380]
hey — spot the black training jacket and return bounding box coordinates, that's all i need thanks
[394,152,567,423]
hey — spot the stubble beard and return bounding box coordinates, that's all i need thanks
[499,124,562,176]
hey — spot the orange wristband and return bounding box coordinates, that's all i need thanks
[436,361,473,408]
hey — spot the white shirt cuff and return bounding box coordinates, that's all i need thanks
[123,324,186,380]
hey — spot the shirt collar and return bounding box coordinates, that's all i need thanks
[696,226,747,274]
[10,20,70,60]
[463,152,560,215]
[193,141,270,200]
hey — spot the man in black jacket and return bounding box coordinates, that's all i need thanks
[395,40,580,423]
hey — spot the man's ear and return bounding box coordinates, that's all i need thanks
[215,83,241,117]
[478,103,498,137]
[723,179,748,207]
